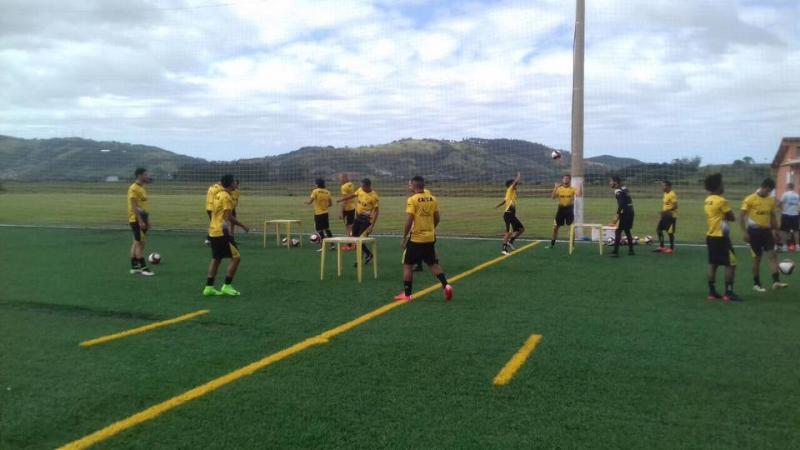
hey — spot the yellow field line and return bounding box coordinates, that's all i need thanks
[59,241,540,450]
[492,334,543,386]
[79,310,210,348]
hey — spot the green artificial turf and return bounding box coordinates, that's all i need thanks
[1,227,799,449]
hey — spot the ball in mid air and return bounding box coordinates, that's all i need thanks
[148,252,161,264]
[551,150,562,160]
[779,259,795,275]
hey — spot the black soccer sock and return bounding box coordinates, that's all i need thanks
[206,278,215,286]
[131,257,139,269]
[363,247,373,257]
[436,273,448,287]
[509,236,516,244]
[138,258,147,268]
[625,231,634,251]
[404,280,413,297]
[224,276,233,285]
[708,282,717,295]
[772,272,780,283]
[658,231,665,247]
[754,276,761,287]
[669,233,675,249]
[325,229,333,238]
[551,239,556,246]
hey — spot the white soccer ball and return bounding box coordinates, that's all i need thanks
[551,150,562,160]
[281,237,300,247]
[310,233,321,244]
[605,236,615,246]
[779,259,795,275]
[148,252,161,264]
[644,235,653,245]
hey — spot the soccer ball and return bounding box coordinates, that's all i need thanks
[551,150,562,160]
[605,236,615,246]
[779,259,795,275]
[281,237,300,247]
[644,235,654,245]
[310,233,321,244]
[633,236,640,245]
[148,252,161,264]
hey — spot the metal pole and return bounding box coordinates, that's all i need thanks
[571,0,585,238]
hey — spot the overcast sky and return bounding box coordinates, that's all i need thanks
[1,0,797,163]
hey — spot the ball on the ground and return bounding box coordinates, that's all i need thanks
[148,252,161,264]
[551,150,562,160]
[282,237,300,247]
[605,236,615,246]
[644,235,653,245]
[779,259,795,275]
[310,233,321,244]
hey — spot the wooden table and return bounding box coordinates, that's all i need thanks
[569,223,605,255]
[263,219,303,249]
[320,237,378,283]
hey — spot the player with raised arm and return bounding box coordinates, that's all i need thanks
[549,174,580,248]
[305,178,334,251]
[339,178,379,265]
[704,173,739,301]
[495,172,524,255]
[740,178,788,292]
[127,168,154,276]
[608,175,635,257]
[655,180,678,253]
[204,174,250,297]
[395,176,453,302]
[777,182,799,252]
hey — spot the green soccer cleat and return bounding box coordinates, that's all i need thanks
[220,284,241,296]
[202,286,223,297]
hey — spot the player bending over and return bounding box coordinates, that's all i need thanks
[339,173,356,248]
[704,173,739,301]
[395,176,453,302]
[204,174,249,297]
[306,178,334,251]
[740,178,788,292]
[608,175,635,257]
[549,174,580,248]
[495,172,523,255]
[655,180,678,253]
[340,178,379,265]
[777,182,799,252]
[127,167,154,276]
[204,179,223,245]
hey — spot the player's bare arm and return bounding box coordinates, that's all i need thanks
[433,210,440,228]
[224,210,249,233]
[401,213,414,248]
[337,194,357,203]
[738,210,749,242]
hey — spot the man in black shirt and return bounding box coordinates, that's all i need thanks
[608,175,635,257]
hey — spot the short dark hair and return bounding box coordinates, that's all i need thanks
[220,174,235,188]
[505,179,515,188]
[662,180,672,187]
[761,178,775,190]
[134,167,147,177]
[315,178,325,188]
[563,174,571,178]
[411,175,425,189]
[704,173,723,193]
[361,178,371,187]
[611,175,622,185]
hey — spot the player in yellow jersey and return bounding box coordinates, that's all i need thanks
[495,172,523,255]
[549,174,580,248]
[305,178,334,251]
[407,178,432,271]
[394,176,453,302]
[339,173,356,240]
[339,178,379,264]
[704,174,739,301]
[127,167,154,276]
[204,174,250,297]
[204,180,223,245]
[655,180,678,253]
[740,178,788,292]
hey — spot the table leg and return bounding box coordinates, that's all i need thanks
[275,224,280,247]
[320,241,326,280]
[599,227,604,255]
[299,221,303,247]
[356,241,362,283]
[287,222,292,250]
[263,220,267,248]
[569,224,574,255]
[372,240,378,279]
[337,242,342,277]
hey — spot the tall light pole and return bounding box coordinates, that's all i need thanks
[571,0,585,237]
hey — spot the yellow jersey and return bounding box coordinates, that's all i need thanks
[231,189,240,209]
[406,191,438,243]
[205,183,222,211]
[504,186,517,212]
[355,188,379,216]
[310,188,332,215]
[705,194,731,237]
[341,182,356,211]
[662,191,678,217]
[555,186,576,207]
[209,190,234,238]
[741,193,776,229]
[127,182,147,223]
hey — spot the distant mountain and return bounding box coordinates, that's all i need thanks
[586,155,643,169]
[0,135,202,181]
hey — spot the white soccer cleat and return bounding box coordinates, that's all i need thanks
[772,281,788,289]
[140,268,155,276]
[752,285,766,293]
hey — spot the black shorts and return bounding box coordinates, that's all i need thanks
[343,209,355,225]
[130,222,146,242]
[314,213,330,231]
[554,205,574,227]
[404,241,438,266]
[618,213,634,231]
[706,235,736,266]
[503,210,524,232]
[781,214,799,232]
[210,235,240,260]
[747,227,775,256]
[657,215,676,233]
[352,214,372,237]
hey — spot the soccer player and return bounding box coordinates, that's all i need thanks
[655,180,678,253]
[127,167,154,276]
[395,176,453,302]
[777,182,799,252]
[740,178,788,292]
[339,173,356,239]
[608,175,635,257]
[407,178,432,271]
[204,174,249,297]
[339,178,379,264]
[306,178,333,251]
[495,172,523,255]
[704,173,739,301]
[549,174,580,248]
[205,179,223,245]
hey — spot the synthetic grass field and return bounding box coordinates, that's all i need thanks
[2,227,799,449]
